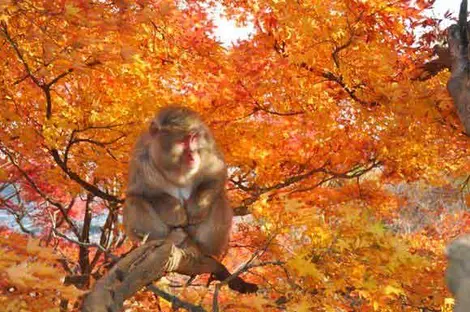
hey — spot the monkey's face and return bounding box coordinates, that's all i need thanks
[157,130,203,179]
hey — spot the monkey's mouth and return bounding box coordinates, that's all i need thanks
[185,154,198,167]
[186,157,201,171]
[187,159,198,168]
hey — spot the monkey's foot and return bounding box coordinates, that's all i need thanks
[227,277,259,294]
[210,270,259,294]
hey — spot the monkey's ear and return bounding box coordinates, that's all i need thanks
[149,121,160,136]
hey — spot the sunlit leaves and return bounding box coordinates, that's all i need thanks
[0,0,468,311]
[0,233,84,311]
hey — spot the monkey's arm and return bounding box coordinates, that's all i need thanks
[187,179,224,224]
[148,193,188,227]
[127,193,188,228]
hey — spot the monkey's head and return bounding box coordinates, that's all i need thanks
[148,106,213,185]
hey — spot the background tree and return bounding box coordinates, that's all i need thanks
[1,0,469,311]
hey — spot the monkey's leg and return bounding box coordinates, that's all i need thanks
[186,193,232,257]
[448,25,468,100]
[124,195,188,242]
[147,193,188,227]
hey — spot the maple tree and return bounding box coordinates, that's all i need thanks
[1,0,470,311]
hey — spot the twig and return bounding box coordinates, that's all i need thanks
[212,235,277,312]
[1,146,80,236]
[147,284,206,312]
[48,211,118,261]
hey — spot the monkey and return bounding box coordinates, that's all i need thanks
[123,106,233,257]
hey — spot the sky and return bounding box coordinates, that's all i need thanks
[211,0,465,47]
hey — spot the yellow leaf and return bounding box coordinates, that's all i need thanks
[288,298,313,312]
[65,3,80,16]
[6,262,39,288]
[26,238,59,261]
[28,263,60,279]
[384,285,404,297]
[288,254,323,279]
[240,295,269,311]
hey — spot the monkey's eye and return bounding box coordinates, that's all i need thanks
[172,142,185,154]
[189,131,200,141]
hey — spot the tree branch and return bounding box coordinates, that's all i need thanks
[231,160,380,216]
[50,148,122,203]
[212,235,277,312]
[1,146,80,236]
[147,285,205,312]
[273,39,376,107]
[82,232,257,312]
[0,22,42,86]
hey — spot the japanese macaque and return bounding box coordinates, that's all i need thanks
[123,106,233,257]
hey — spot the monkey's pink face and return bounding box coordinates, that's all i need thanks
[170,132,202,175]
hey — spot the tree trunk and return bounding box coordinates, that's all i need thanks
[447,0,470,134]
[445,235,470,312]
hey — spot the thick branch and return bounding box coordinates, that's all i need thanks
[459,0,469,50]
[82,231,257,312]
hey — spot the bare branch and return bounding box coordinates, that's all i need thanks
[273,39,377,108]
[1,146,80,236]
[212,235,276,312]
[237,81,304,116]
[0,22,42,86]
[232,160,380,216]
[50,148,122,203]
[147,285,206,312]
[46,68,73,88]
[49,213,118,261]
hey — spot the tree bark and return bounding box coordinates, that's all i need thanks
[447,0,470,135]
[81,229,257,312]
[445,235,470,312]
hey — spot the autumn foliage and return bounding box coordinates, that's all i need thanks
[1,0,469,311]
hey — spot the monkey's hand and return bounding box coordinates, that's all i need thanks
[151,194,188,227]
[186,189,216,225]
[187,178,224,225]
